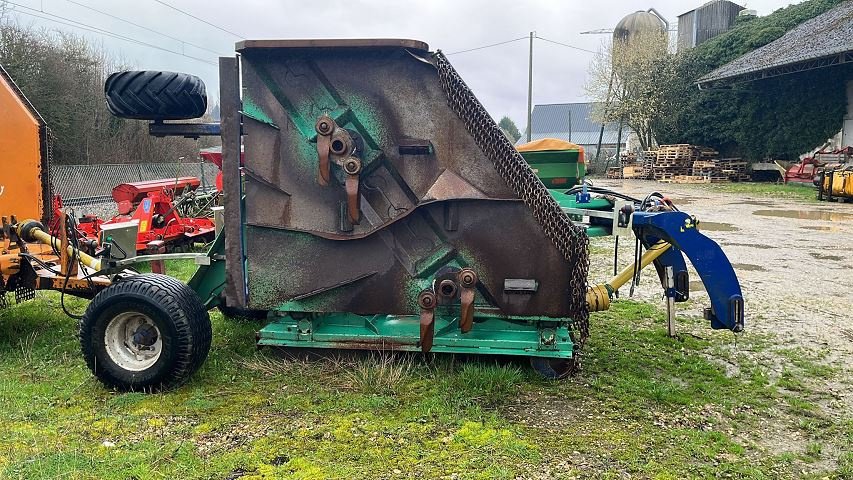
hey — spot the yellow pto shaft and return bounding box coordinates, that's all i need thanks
[587,241,672,312]
[17,219,103,271]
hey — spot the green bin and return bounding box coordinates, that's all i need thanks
[517,138,585,188]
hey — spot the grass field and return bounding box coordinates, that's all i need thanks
[689,182,819,203]
[1,259,851,479]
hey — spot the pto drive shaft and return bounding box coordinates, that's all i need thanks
[17,219,103,271]
[586,241,671,312]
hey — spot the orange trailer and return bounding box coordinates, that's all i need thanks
[0,64,50,223]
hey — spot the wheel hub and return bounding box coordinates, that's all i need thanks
[104,311,162,371]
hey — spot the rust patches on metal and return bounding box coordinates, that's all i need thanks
[458,268,477,333]
[422,169,488,202]
[418,289,436,353]
[328,340,411,350]
[344,159,362,225]
[315,114,334,186]
[236,38,430,52]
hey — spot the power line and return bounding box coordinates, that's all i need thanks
[6,2,217,66]
[534,35,597,54]
[445,35,597,57]
[446,36,528,56]
[63,0,230,56]
[151,0,245,39]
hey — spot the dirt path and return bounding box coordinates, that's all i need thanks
[592,179,853,372]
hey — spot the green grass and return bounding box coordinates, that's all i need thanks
[693,182,819,202]
[0,263,851,479]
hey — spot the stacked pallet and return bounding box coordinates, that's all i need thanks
[605,151,651,179]
[697,147,718,160]
[640,150,657,179]
[605,166,622,179]
[653,144,696,181]
[621,151,650,179]
[602,146,750,183]
[718,158,750,182]
[691,160,727,183]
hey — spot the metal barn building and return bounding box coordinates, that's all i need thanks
[678,0,745,51]
[518,102,626,163]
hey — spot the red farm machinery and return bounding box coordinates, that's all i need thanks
[55,176,217,254]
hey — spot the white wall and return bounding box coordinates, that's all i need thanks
[843,79,853,148]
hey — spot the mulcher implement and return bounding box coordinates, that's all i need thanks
[1,39,745,391]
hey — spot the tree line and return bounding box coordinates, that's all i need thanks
[587,0,849,161]
[0,9,212,165]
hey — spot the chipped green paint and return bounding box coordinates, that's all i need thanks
[242,95,278,128]
[258,312,575,358]
[253,62,312,137]
[339,91,390,150]
[293,133,321,174]
[414,243,459,277]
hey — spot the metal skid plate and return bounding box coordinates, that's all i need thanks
[258,311,575,359]
[234,41,582,323]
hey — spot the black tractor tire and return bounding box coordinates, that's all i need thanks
[80,274,212,391]
[529,356,577,380]
[104,71,207,120]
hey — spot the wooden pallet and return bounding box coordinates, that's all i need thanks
[671,175,711,184]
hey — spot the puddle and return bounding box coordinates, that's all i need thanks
[739,200,776,206]
[810,252,844,261]
[753,209,853,221]
[733,263,767,272]
[801,225,844,233]
[722,242,773,249]
[698,221,740,232]
[689,280,705,292]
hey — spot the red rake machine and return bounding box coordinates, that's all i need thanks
[55,176,217,254]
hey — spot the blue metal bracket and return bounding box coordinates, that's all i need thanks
[632,211,744,332]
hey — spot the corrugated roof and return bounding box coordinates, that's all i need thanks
[698,1,853,86]
[518,103,624,146]
[679,0,743,19]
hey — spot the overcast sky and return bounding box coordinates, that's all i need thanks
[7,0,801,127]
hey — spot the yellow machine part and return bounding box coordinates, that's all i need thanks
[822,169,853,198]
[0,67,45,221]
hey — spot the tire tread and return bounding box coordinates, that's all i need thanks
[80,274,212,391]
[104,71,207,120]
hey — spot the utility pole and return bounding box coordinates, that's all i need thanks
[526,31,534,142]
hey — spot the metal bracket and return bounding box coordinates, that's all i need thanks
[149,121,223,138]
[314,114,362,225]
[457,268,477,333]
[418,290,437,353]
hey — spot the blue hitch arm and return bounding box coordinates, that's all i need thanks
[631,211,745,332]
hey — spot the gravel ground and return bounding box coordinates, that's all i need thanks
[589,179,853,404]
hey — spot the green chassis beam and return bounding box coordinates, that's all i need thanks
[258,312,575,359]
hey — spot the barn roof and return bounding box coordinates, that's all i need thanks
[517,102,624,147]
[697,1,853,87]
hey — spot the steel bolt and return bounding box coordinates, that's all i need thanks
[458,268,477,288]
[344,158,362,175]
[418,290,436,309]
[315,116,333,135]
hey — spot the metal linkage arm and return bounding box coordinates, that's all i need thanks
[631,211,744,332]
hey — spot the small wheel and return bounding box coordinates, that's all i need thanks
[104,311,163,371]
[530,356,577,380]
[80,274,212,391]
